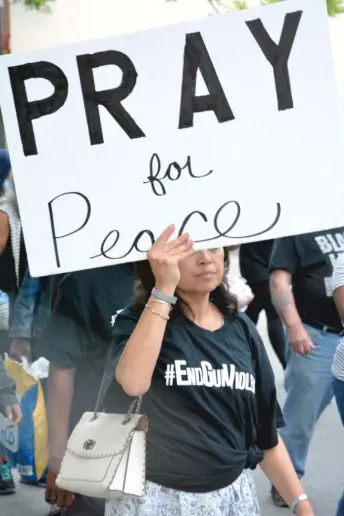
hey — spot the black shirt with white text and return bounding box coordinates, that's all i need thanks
[269,228,344,330]
[105,306,284,493]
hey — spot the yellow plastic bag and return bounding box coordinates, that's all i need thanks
[4,356,49,483]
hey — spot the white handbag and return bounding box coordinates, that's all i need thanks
[56,373,148,500]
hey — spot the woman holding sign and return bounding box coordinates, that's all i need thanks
[102,226,314,516]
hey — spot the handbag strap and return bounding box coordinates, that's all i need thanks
[91,350,143,425]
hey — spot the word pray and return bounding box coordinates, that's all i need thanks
[8,11,302,157]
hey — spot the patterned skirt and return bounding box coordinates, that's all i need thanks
[105,470,260,516]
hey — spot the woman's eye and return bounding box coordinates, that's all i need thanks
[209,248,222,254]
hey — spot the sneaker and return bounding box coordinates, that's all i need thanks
[271,485,288,508]
[0,461,16,495]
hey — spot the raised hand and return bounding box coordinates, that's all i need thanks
[148,225,194,293]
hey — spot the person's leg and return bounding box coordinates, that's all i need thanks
[333,377,344,424]
[0,328,16,495]
[245,282,264,326]
[272,325,339,506]
[337,494,344,516]
[68,494,105,516]
[0,457,15,495]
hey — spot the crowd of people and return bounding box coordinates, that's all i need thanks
[0,147,343,516]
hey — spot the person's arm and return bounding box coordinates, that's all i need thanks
[332,256,344,321]
[115,296,171,397]
[46,363,76,508]
[8,268,42,361]
[0,210,9,254]
[42,275,87,508]
[41,276,84,464]
[269,238,314,355]
[242,315,313,515]
[47,365,75,471]
[10,268,42,338]
[260,436,313,515]
[115,226,193,397]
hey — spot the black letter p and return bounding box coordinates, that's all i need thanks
[8,61,69,156]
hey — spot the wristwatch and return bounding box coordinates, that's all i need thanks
[290,493,309,513]
[151,287,177,306]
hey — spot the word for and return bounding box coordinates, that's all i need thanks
[47,192,281,268]
[165,360,256,392]
[143,153,213,196]
[8,11,302,156]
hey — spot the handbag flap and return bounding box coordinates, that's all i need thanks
[66,412,144,458]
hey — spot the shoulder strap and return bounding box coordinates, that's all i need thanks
[92,343,143,423]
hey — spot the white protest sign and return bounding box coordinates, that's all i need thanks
[0,0,343,277]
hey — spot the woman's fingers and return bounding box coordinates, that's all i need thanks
[5,406,13,425]
[154,224,175,247]
[177,245,195,261]
[166,232,190,251]
[57,489,75,508]
[12,405,23,425]
[171,238,194,256]
[151,225,193,259]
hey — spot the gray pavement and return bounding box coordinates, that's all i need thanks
[2,253,344,515]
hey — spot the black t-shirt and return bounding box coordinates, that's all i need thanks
[39,263,136,430]
[240,240,274,284]
[105,306,284,494]
[269,228,344,330]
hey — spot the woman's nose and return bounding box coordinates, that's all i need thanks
[197,249,212,264]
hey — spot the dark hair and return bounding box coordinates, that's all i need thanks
[133,247,238,320]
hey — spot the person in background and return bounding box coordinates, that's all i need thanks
[0,149,10,256]
[269,228,344,507]
[0,150,27,297]
[0,289,10,357]
[8,268,53,363]
[240,240,286,369]
[41,263,136,516]
[0,354,22,495]
[331,254,344,516]
[0,149,24,495]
